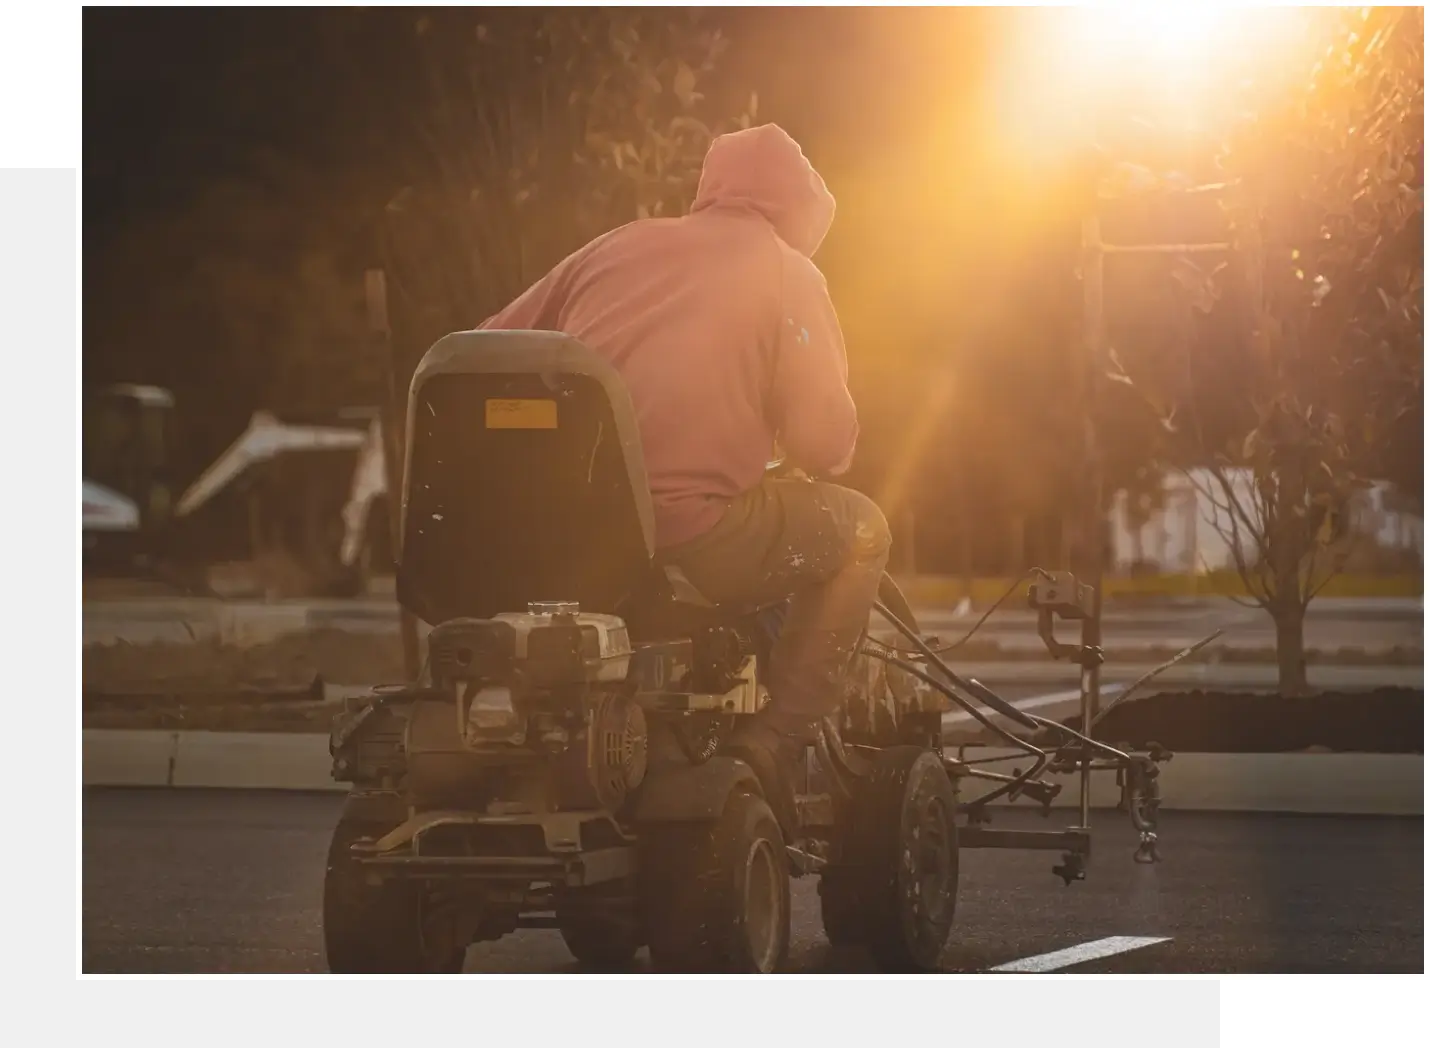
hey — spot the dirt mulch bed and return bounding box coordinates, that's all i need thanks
[1206,646,1420,667]
[1041,688,1424,754]
[82,629,407,734]
[942,642,1422,666]
[83,629,410,695]
[84,694,344,733]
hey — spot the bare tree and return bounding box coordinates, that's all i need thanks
[1120,7,1423,695]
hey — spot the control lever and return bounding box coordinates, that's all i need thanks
[960,676,1042,732]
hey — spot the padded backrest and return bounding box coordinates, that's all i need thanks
[396,331,655,624]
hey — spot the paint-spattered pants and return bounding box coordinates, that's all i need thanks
[660,479,893,742]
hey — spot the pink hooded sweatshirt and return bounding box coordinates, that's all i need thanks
[479,123,858,550]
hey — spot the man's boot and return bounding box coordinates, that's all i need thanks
[719,715,805,842]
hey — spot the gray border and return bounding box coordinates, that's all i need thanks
[67,977,1224,1035]
[5,163,77,983]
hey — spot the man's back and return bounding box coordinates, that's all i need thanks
[481,123,857,549]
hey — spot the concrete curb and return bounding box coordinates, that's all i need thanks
[81,730,337,790]
[172,732,337,790]
[82,730,1424,816]
[83,730,178,786]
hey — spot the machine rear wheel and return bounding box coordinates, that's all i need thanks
[322,811,466,974]
[639,789,791,973]
[820,746,959,972]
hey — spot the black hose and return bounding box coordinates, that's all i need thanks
[876,573,921,636]
[1129,781,1160,834]
[871,569,1049,656]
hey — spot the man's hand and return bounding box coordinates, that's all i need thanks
[765,458,813,482]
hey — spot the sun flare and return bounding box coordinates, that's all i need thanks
[1066,4,1230,64]
[987,4,1312,162]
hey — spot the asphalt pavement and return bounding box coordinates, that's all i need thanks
[81,788,1423,974]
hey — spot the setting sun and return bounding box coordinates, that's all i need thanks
[988,4,1313,158]
[1067,4,1229,62]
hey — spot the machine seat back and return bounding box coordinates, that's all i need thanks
[396,331,655,625]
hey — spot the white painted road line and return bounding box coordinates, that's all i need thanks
[989,936,1173,973]
[941,684,1127,726]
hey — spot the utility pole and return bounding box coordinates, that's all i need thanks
[1078,170,1233,719]
[1077,212,1107,723]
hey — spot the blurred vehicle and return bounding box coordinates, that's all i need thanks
[82,383,393,596]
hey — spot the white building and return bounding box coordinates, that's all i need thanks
[1109,468,1422,575]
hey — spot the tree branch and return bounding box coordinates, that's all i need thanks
[1300,534,1353,610]
[1182,466,1272,606]
[1209,462,1276,568]
[1196,550,1263,609]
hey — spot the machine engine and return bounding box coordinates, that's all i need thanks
[403,601,646,812]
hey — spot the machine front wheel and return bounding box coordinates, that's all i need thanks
[820,746,959,972]
[322,811,466,974]
[557,884,642,970]
[639,789,791,973]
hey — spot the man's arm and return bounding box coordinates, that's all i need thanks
[767,255,858,476]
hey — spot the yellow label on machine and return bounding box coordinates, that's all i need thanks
[485,398,558,429]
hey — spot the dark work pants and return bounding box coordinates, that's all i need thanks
[659,479,893,741]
